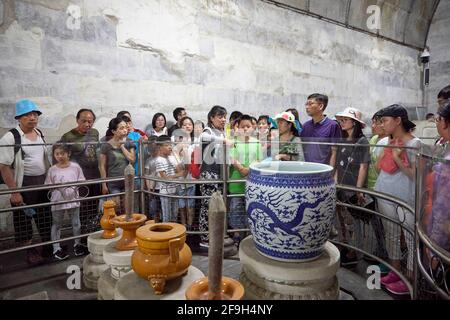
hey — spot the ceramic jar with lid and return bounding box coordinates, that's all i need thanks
[131,222,192,294]
[100,200,118,239]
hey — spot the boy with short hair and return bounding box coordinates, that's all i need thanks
[257,115,271,158]
[145,136,161,222]
[155,135,184,222]
[229,115,263,244]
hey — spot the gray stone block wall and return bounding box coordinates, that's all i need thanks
[0,0,424,137]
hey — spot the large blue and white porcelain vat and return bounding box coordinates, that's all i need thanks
[246,161,335,262]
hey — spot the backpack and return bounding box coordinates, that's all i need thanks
[0,128,45,184]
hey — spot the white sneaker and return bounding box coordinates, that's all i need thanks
[199,242,209,248]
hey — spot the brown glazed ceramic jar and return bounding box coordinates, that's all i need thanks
[100,200,117,239]
[131,222,192,295]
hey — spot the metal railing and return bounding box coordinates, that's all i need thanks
[332,184,416,299]
[415,152,450,300]
[0,138,448,300]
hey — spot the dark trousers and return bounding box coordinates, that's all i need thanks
[12,175,52,257]
[347,197,388,260]
[370,201,389,260]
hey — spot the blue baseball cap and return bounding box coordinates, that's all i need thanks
[15,99,42,119]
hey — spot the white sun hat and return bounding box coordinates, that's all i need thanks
[335,107,366,128]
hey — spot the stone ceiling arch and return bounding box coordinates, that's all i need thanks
[264,0,440,50]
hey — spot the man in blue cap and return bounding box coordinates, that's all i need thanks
[0,99,52,265]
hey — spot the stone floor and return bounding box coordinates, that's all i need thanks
[0,241,395,300]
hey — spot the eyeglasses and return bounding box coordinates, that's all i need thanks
[305,101,319,107]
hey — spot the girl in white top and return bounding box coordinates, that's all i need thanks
[172,116,196,230]
[45,144,86,260]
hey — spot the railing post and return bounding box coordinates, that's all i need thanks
[139,139,145,215]
[222,140,229,236]
[413,152,423,300]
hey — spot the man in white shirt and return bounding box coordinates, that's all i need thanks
[0,100,52,265]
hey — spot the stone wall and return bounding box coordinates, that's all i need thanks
[426,0,450,111]
[0,0,423,141]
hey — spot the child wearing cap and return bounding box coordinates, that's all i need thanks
[271,111,304,161]
[374,104,422,295]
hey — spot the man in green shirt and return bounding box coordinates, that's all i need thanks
[60,109,100,249]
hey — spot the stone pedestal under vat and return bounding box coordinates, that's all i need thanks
[239,236,340,300]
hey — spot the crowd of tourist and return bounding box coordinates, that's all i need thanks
[0,86,449,296]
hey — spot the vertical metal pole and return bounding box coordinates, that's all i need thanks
[413,152,422,300]
[139,139,145,215]
[222,140,229,236]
